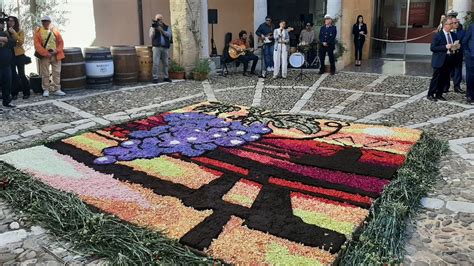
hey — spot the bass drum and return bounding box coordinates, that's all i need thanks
[289,52,305,68]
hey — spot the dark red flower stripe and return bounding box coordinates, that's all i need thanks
[262,137,406,168]
[103,114,167,138]
[359,150,406,167]
[221,148,389,195]
[243,145,291,159]
[291,192,359,209]
[261,138,344,157]
[191,157,249,176]
[269,177,373,205]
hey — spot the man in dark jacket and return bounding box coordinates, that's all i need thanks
[0,19,16,108]
[464,24,474,104]
[427,18,457,102]
[256,16,274,72]
[445,17,465,93]
[318,15,337,75]
[149,14,172,84]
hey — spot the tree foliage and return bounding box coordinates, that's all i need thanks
[2,0,69,50]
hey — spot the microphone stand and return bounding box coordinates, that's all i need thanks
[279,28,284,78]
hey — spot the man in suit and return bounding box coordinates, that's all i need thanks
[445,17,465,93]
[464,24,474,104]
[318,15,337,75]
[427,18,457,102]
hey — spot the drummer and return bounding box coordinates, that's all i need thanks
[299,22,317,68]
[299,22,315,44]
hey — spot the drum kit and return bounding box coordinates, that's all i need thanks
[289,41,320,80]
[259,41,320,79]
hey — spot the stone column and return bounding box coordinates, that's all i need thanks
[170,0,202,73]
[253,0,267,49]
[326,0,342,39]
[200,0,209,58]
[453,0,470,24]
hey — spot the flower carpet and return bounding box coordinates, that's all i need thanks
[0,102,425,264]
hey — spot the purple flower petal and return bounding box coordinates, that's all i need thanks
[213,137,245,147]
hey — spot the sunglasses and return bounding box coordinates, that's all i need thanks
[306,25,311,27]
[266,19,271,22]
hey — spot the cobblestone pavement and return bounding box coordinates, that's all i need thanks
[1,72,473,265]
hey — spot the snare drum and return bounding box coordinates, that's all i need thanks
[289,52,305,68]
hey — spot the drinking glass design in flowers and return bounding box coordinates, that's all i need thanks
[0,102,424,265]
[94,112,273,164]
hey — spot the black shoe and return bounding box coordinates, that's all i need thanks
[243,72,250,77]
[330,72,335,75]
[249,71,257,76]
[23,95,30,100]
[454,87,464,93]
[443,88,450,93]
[318,71,324,74]
[152,79,159,84]
[427,95,438,102]
[436,95,447,101]
[3,103,16,108]
[12,95,18,100]
[163,78,172,83]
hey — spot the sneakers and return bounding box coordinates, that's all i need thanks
[44,90,66,97]
[152,79,159,84]
[163,78,172,83]
[53,90,66,96]
[266,67,272,72]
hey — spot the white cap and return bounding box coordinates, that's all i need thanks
[41,15,52,21]
[324,14,333,20]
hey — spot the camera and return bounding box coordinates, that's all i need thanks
[0,11,8,25]
[151,19,161,28]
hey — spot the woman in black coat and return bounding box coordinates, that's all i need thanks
[352,15,367,66]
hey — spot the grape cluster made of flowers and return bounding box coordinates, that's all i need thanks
[94,112,273,165]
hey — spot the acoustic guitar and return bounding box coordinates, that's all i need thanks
[228,45,254,59]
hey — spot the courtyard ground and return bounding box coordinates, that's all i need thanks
[0,70,472,265]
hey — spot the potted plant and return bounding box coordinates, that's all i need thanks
[193,59,211,81]
[168,60,185,80]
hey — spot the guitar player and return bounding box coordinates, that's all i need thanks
[229,30,259,76]
[255,16,275,72]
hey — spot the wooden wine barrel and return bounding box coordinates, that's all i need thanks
[84,47,114,89]
[111,45,138,85]
[135,46,153,82]
[60,47,86,91]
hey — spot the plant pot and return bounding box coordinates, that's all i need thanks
[193,72,209,81]
[168,71,185,80]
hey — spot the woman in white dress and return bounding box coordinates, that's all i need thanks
[273,20,290,79]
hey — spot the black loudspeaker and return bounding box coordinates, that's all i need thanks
[208,9,218,24]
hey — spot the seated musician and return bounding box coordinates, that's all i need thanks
[229,30,259,76]
[299,22,315,44]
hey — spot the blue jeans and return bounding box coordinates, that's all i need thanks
[263,44,274,68]
[0,66,12,106]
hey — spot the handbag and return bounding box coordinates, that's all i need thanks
[34,31,53,59]
[23,55,32,65]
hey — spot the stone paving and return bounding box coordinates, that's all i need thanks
[0,71,473,265]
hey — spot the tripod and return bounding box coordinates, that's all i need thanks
[294,51,310,81]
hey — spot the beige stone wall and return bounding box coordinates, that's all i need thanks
[142,0,171,46]
[340,0,375,66]
[91,0,140,46]
[208,0,254,55]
